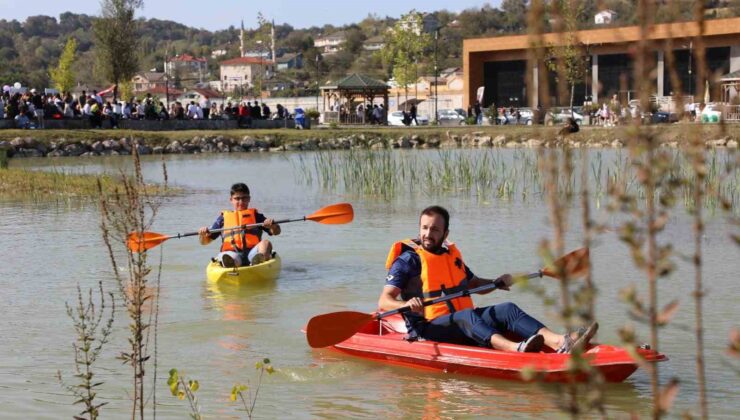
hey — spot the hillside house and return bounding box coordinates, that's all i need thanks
[595,10,617,25]
[165,53,208,82]
[362,36,385,51]
[131,72,166,93]
[314,31,346,54]
[219,56,274,93]
[276,53,303,71]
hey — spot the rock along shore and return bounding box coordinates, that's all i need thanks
[0,126,737,158]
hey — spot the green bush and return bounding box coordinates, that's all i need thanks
[305,108,320,119]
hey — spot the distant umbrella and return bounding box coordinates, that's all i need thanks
[704,80,710,104]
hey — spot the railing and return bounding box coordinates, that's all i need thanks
[724,105,740,122]
[654,95,695,112]
[321,111,385,125]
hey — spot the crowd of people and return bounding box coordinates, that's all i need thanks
[328,102,386,124]
[0,87,301,129]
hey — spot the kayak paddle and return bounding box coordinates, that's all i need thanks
[127,202,354,252]
[306,247,589,348]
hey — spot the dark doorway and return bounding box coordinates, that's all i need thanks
[483,60,527,108]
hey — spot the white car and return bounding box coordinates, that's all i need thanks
[387,111,429,126]
[549,107,583,124]
[437,109,466,125]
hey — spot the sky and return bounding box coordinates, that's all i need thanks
[0,0,502,31]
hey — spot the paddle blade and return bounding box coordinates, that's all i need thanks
[305,203,354,225]
[127,231,168,252]
[542,248,590,279]
[306,311,374,348]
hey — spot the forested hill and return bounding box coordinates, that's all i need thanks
[1,1,737,90]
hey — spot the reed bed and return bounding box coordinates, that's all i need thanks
[292,148,738,211]
[0,167,173,199]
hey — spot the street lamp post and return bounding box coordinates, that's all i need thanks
[688,41,693,97]
[433,27,442,124]
[316,54,320,112]
[164,52,170,109]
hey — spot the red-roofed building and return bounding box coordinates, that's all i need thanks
[219,56,274,93]
[165,53,209,83]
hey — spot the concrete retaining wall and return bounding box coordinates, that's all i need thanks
[0,117,309,130]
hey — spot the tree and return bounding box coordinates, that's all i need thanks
[382,11,431,110]
[93,0,143,101]
[49,38,77,93]
[344,26,365,54]
[500,0,528,33]
[546,0,589,112]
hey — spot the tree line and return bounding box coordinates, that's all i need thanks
[1,0,737,91]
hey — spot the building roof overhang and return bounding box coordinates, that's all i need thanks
[464,17,740,54]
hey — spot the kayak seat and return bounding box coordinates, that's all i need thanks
[379,317,408,335]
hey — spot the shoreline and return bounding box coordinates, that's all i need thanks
[0,124,738,158]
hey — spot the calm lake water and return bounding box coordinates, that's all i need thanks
[1,149,738,419]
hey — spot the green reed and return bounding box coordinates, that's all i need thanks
[292,148,738,211]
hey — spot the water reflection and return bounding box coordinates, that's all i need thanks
[4,151,738,418]
[203,278,276,322]
[305,346,652,418]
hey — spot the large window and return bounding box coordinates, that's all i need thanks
[483,60,527,107]
[598,53,633,102]
[662,46,729,97]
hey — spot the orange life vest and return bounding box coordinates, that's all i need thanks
[385,239,474,320]
[221,209,260,252]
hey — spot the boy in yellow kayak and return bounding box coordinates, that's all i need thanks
[378,205,597,353]
[198,183,280,267]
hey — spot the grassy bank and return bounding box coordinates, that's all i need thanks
[0,123,738,148]
[0,167,171,198]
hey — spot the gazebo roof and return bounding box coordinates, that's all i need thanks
[322,73,388,91]
[721,69,740,81]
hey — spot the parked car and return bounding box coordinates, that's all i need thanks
[437,108,466,125]
[651,110,679,124]
[387,111,429,126]
[454,108,467,118]
[548,107,583,124]
[497,107,535,125]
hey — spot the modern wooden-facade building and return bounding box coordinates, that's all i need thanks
[463,17,740,108]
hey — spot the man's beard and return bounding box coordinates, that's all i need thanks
[420,237,442,253]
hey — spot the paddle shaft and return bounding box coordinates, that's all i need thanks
[377,271,542,320]
[161,217,306,241]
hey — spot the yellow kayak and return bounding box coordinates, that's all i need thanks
[206,254,282,283]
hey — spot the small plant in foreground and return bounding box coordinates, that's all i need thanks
[57,282,115,420]
[167,369,202,420]
[231,358,276,420]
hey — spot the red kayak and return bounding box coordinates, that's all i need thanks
[320,314,667,383]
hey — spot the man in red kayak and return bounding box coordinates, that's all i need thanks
[378,205,597,353]
[198,183,280,267]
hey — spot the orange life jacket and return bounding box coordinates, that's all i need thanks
[221,209,260,252]
[385,239,474,320]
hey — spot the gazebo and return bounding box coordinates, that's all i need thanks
[320,73,389,124]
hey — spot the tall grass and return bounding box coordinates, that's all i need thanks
[293,148,738,212]
[0,167,175,199]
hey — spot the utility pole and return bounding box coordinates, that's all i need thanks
[688,41,693,97]
[316,54,320,112]
[434,28,438,124]
[433,23,446,124]
[165,46,170,109]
